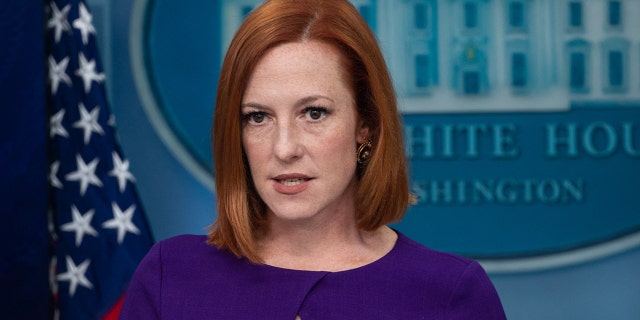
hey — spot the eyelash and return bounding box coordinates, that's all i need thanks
[241,106,330,124]
[302,106,329,121]
[241,111,267,124]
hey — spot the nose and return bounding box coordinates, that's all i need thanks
[273,120,303,162]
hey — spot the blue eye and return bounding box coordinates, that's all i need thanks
[304,107,328,121]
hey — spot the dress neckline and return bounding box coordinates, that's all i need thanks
[258,229,403,274]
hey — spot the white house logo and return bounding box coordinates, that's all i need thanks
[130,0,640,273]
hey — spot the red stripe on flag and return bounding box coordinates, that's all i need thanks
[103,294,125,320]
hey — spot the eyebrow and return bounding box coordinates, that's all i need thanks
[241,95,334,110]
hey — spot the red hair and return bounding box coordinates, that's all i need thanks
[208,0,411,263]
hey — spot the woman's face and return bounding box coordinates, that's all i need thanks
[241,40,368,224]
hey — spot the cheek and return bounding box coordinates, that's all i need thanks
[319,130,357,163]
[242,136,266,168]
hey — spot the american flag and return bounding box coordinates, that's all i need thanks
[46,0,154,318]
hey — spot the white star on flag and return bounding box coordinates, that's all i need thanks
[48,56,71,94]
[65,154,103,196]
[109,152,135,192]
[50,109,69,138]
[60,205,99,246]
[73,102,104,144]
[47,3,71,43]
[57,256,93,297]
[46,1,154,317]
[50,161,63,189]
[72,3,96,45]
[102,203,140,244]
[75,52,104,93]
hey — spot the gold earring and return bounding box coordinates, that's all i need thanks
[357,137,372,165]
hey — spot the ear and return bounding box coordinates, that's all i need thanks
[356,120,370,144]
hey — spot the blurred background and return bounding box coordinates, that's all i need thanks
[2,0,639,319]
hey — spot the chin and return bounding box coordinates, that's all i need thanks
[268,208,318,222]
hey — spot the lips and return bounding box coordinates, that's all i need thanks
[272,174,312,194]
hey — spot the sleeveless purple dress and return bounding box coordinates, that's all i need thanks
[120,231,506,319]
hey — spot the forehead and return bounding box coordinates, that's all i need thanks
[244,40,350,96]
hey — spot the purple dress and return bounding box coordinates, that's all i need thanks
[120,231,506,319]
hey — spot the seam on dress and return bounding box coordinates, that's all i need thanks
[295,272,331,319]
[443,260,475,320]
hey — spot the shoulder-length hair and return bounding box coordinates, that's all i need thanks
[208,0,412,263]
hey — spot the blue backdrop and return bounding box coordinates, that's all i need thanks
[0,2,50,318]
[90,0,640,319]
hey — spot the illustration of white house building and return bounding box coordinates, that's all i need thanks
[222,0,640,113]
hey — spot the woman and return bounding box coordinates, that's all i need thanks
[121,0,506,319]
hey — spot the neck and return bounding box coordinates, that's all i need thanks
[258,213,396,271]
